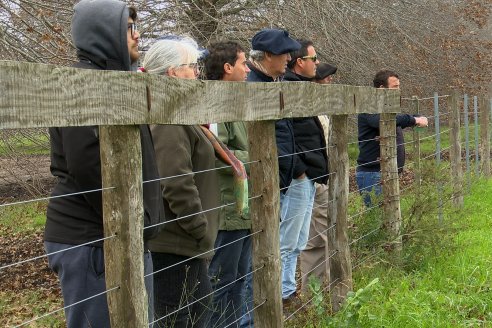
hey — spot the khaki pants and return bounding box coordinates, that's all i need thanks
[300,183,330,292]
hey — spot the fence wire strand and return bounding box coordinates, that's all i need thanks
[14,286,120,328]
[146,230,263,278]
[284,278,341,322]
[150,265,265,326]
[0,186,116,208]
[1,234,117,271]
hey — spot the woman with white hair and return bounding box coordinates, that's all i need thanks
[141,36,219,328]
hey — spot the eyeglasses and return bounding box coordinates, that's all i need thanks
[128,23,138,38]
[301,55,317,62]
[179,62,199,72]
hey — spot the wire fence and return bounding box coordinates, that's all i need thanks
[2,91,491,327]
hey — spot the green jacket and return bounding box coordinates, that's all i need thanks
[216,122,252,231]
[149,124,219,259]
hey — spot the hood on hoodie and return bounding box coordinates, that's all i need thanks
[72,0,131,71]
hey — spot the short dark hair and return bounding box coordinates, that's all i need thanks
[287,39,313,69]
[373,70,399,88]
[129,6,137,21]
[204,41,245,80]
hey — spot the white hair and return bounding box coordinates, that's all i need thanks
[249,49,265,62]
[142,37,200,75]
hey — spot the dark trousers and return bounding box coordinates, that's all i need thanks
[152,252,212,328]
[44,241,154,328]
[208,230,252,328]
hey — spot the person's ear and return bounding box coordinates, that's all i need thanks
[167,67,177,77]
[296,57,304,67]
[224,62,233,74]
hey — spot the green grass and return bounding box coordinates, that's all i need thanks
[0,130,49,156]
[0,290,64,327]
[0,202,47,235]
[289,179,492,327]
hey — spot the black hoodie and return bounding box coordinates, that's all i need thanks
[45,0,163,246]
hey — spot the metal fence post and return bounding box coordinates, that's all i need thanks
[412,96,421,187]
[464,94,470,191]
[433,92,443,223]
[449,91,464,207]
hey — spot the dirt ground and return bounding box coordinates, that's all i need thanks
[0,154,61,320]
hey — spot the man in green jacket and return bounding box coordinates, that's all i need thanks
[205,41,252,328]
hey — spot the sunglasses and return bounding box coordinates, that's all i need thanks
[301,55,317,62]
[128,23,138,38]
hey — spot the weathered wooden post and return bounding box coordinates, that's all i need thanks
[328,114,352,312]
[412,96,422,187]
[247,121,282,328]
[100,126,148,327]
[380,112,402,249]
[479,95,491,178]
[449,91,464,207]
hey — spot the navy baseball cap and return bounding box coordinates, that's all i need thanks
[251,29,301,55]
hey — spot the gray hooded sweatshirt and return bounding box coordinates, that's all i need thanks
[45,0,163,246]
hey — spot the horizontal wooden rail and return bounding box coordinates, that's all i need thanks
[0,60,401,129]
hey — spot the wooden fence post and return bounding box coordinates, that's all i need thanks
[412,96,421,187]
[380,113,402,249]
[99,126,148,327]
[449,91,464,207]
[480,95,491,178]
[247,121,282,328]
[328,114,352,312]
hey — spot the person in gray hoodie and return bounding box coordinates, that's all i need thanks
[44,0,162,326]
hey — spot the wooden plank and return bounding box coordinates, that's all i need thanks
[480,95,491,178]
[327,114,352,312]
[449,91,464,207]
[99,125,148,328]
[247,121,283,328]
[0,60,401,129]
[379,113,402,250]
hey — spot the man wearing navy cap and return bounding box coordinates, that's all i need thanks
[241,28,301,327]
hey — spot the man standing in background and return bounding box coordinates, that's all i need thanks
[357,70,428,206]
[300,63,338,292]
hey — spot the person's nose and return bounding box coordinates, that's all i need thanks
[134,30,140,40]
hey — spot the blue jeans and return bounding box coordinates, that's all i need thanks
[209,230,252,328]
[239,192,287,328]
[355,170,382,207]
[44,241,154,328]
[279,177,316,299]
